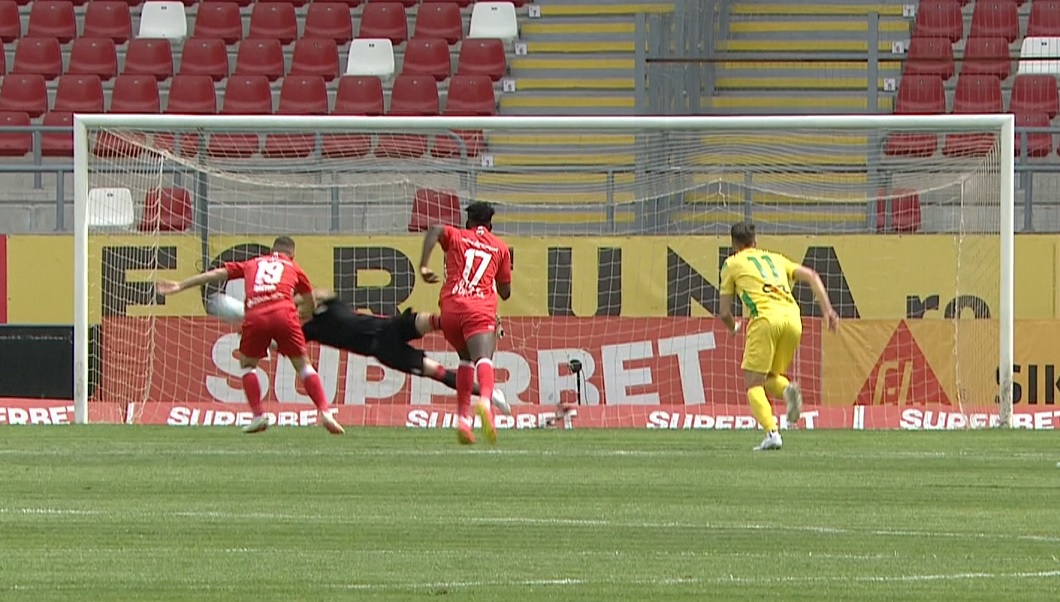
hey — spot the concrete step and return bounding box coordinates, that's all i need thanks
[509,77,634,91]
[728,2,906,17]
[716,39,895,52]
[533,2,674,17]
[498,91,636,115]
[727,18,909,36]
[703,92,892,114]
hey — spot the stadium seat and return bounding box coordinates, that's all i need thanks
[204,0,252,7]
[156,74,216,155]
[445,75,496,114]
[193,2,243,45]
[0,111,32,157]
[423,0,472,7]
[138,2,188,39]
[969,1,1019,43]
[0,74,47,117]
[961,37,1011,78]
[83,1,133,43]
[86,188,137,229]
[290,38,340,81]
[875,190,922,233]
[208,75,272,158]
[1013,112,1054,157]
[408,188,461,232]
[1010,74,1060,118]
[330,0,363,5]
[260,0,308,6]
[40,111,75,157]
[0,2,21,43]
[323,76,383,158]
[179,38,229,80]
[0,44,4,74]
[944,75,1003,156]
[67,37,119,81]
[904,37,954,80]
[389,0,420,7]
[884,75,945,156]
[110,74,161,112]
[1019,37,1060,76]
[403,38,452,80]
[235,38,285,81]
[414,3,464,45]
[263,75,329,158]
[12,37,62,79]
[359,2,409,45]
[378,75,439,158]
[304,3,354,45]
[248,2,298,45]
[123,38,174,80]
[28,1,76,44]
[345,38,396,77]
[913,0,963,42]
[469,2,519,42]
[1028,1,1060,37]
[457,38,507,80]
[53,74,105,111]
[140,187,193,231]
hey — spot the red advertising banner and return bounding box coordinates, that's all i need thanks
[0,398,123,425]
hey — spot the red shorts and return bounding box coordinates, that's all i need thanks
[440,310,496,353]
[240,309,307,359]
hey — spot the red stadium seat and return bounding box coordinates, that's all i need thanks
[67,37,118,81]
[248,2,298,45]
[445,74,496,114]
[403,38,452,80]
[423,0,472,7]
[263,75,329,158]
[960,37,1010,78]
[359,2,409,45]
[0,74,48,117]
[378,75,438,158]
[235,38,285,81]
[1028,1,1060,37]
[179,38,229,81]
[970,1,1019,42]
[1014,112,1053,157]
[260,0,308,6]
[0,44,4,74]
[408,188,461,232]
[913,0,963,42]
[203,0,252,6]
[884,75,945,156]
[193,2,243,45]
[140,187,193,232]
[1010,75,1060,118]
[28,1,76,44]
[83,1,133,43]
[457,38,507,81]
[290,38,340,81]
[876,190,922,233]
[944,75,1003,156]
[304,3,354,45]
[330,0,363,6]
[0,2,21,43]
[323,76,383,158]
[41,111,75,157]
[414,3,464,45]
[904,37,954,80]
[53,74,105,111]
[13,37,63,80]
[110,74,161,112]
[0,111,32,157]
[208,75,272,158]
[157,74,217,155]
[123,38,173,81]
[390,0,420,7]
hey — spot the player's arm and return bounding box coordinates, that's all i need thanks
[495,246,512,301]
[156,267,229,295]
[718,260,740,334]
[792,264,839,331]
[417,225,447,283]
[293,268,316,321]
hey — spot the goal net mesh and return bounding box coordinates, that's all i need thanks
[81,120,1005,429]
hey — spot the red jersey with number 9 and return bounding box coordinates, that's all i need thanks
[224,252,312,316]
[438,225,512,316]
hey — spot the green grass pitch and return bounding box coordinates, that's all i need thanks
[1,427,1058,601]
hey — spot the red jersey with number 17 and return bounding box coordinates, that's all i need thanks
[224,253,312,316]
[439,225,512,316]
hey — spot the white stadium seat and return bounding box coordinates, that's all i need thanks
[138,2,188,40]
[469,2,519,43]
[345,39,396,78]
[87,188,136,230]
[1019,36,1060,75]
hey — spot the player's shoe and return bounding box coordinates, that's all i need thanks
[784,382,803,424]
[457,416,475,445]
[242,414,269,434]
[321,413,345,435]
[475,399,497,445]
[491,389,512,416]
[753,431,783,451]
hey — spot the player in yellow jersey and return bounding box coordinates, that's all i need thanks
[719,222,839,451]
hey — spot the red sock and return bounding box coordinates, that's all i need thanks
[302,372,329,413]
[241,371,264,417]
[475,359,494,407]
[456,363,474,424]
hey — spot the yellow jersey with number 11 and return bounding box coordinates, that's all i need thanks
[720,248,801,321]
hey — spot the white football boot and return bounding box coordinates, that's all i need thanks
[753,431,783,451]
[242,414,269,434]
[784,382,804,425]
[491,389,512,416]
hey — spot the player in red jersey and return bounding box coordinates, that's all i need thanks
[418,202,512,445]
[156,236,344,435]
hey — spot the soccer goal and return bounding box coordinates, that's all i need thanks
[72,114,1014,429]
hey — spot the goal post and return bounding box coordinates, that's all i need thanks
[72,113,1015,427]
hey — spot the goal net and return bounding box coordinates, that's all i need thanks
[73,115,1014,430]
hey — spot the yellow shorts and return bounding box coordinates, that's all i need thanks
[742,315,803,375]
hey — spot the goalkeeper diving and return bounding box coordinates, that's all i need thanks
[207,290,511,415]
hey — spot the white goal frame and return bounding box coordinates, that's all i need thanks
[71,113,1015,426]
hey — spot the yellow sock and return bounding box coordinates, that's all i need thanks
[765,375,790,398]
[747,386,778,432]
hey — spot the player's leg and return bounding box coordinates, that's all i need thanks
[440,312,476,444]
[767,318,804,424]
[465,321,499,445]
[741,319,782,451]
[237,324,270,434]
[277,318,344,435]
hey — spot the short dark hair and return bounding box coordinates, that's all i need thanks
[272,236,296,257]
[465,201,495,230]
[730,222,756,249]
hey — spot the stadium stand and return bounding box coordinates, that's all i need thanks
[192,2,243,44]
[83,1,134,43]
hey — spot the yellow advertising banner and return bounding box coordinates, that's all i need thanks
[6,234,1058,324]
